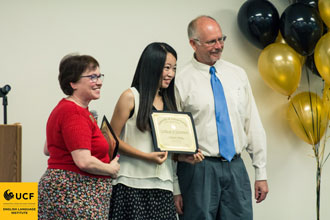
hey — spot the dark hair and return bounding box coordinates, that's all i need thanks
[58,54,99,95]
[131,42,178,132]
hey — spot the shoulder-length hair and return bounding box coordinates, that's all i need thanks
[131,42,178,132]
[58,54,99,95]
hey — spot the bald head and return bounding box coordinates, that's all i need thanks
[187,16,221,40]
[187,16,224,66]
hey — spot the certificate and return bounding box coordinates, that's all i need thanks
[149,111,198,154]
[100,115,119,160]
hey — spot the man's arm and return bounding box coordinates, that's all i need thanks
[255,180,269,203]
[244,77,268,202]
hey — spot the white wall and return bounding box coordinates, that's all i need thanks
[1,0,329,219]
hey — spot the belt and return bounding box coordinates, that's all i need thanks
[205,154,241,162]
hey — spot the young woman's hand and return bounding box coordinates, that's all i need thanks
[147,151,168,164]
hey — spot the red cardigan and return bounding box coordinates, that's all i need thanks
[46,98,110,178]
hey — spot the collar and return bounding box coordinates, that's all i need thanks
[191,55,224,77]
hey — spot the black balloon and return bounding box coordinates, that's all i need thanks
[323,22,328,35]
[237,0,280,49]
[305,54,321,77]
[296,0,318,9]
[280,3,323,56]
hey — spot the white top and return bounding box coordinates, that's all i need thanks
[112,87,180,194]
[175,57,267,180]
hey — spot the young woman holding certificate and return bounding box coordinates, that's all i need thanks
[108,42,203,220]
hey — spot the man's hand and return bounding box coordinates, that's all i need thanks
[178,149,204,164]
[174,194,183,215]
[255,180,269,203]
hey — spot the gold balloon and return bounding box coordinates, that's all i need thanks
[323,83,330,114]
[275,32,306,64]
[315,33,330,84]
[275,31,286,44]
[319,0,330,28]
[287,92,328,145]
[258,43,302,96]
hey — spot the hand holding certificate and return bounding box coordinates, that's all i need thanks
[149,111,199,154]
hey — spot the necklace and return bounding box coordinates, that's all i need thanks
[67,96,88,108]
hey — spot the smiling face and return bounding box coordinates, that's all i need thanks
[190,17,224,66]
[160,52,177,89]
[70,66,102,104]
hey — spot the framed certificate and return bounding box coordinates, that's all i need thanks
[149,111,198,154]
[100,115,119,160]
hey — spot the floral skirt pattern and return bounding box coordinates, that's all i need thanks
[109,183,177,220]
[38,169,112,220]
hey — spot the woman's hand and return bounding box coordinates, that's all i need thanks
[72,149,121,177]
[147,151,168,164]
[178,149,204,164]
[109,156,120,179]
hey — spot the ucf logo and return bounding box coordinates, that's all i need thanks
[3,189,34,201]
[3,189,14,201]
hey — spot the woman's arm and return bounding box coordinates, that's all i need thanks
[110,89,168,164]
[43,140,49,156]
[71,149,120,178]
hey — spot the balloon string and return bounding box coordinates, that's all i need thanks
[307,92,317,146]
[306,63,311,92]
[291,101,313,144]
[306,63,323,150]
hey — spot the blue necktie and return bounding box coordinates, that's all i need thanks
[210,66,236,161]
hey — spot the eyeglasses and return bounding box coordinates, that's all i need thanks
[194,35,227,47]
[80,74,104,83]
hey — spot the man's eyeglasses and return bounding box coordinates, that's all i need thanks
[194,35,227,47]
[80,74,104,83]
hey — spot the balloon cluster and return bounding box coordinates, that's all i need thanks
[238,0,330,145]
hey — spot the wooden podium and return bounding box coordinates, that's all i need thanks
[0,124,22,182]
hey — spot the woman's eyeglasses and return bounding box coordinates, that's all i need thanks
[80,74,104,83]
